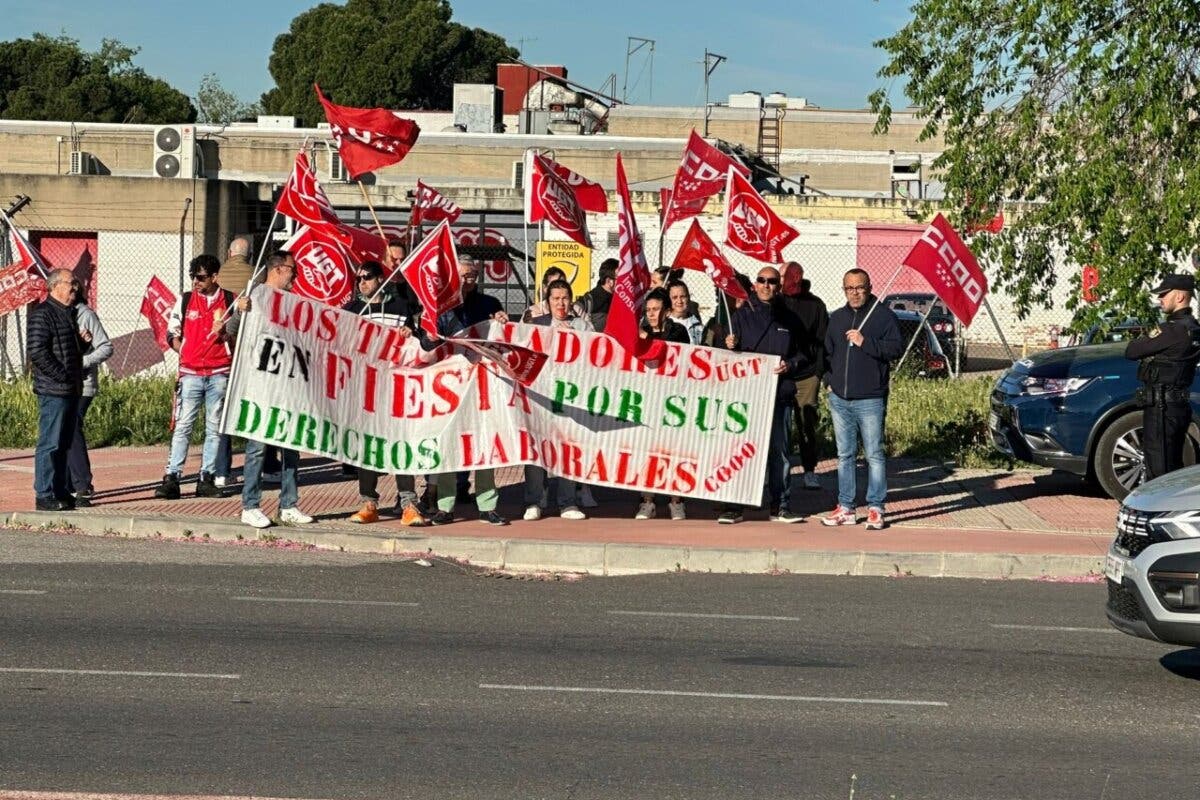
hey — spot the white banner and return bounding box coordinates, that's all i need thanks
[223,288,778,506]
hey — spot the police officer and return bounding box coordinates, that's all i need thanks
[1125,274,1200,480]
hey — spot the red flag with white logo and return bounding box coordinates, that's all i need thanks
[525,153,592,248]
[456,338,548,387]
[604,153,653,358]
[723,168,798,263]
[669,130,749,206]
[138,275,177,352]
[4,214,51,278]
[902,213,989,326]
[673,219,748,301]
[314,84,421,179]
[0,263,47,316]
[399,221,463,337]
[659,187,708,233]
[277,151,353,245]
[547,160,608,213]
[413,180,463,227]
[283,225,357,308]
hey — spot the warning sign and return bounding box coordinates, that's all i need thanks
[536,240,592,300]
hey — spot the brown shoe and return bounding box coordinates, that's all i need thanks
[400,504,429,527]
[349,500,379,524]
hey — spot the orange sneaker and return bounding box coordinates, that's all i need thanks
[349,500,379,524]
[400,504,429,527]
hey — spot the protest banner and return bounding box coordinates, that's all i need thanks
[222,287,777,506]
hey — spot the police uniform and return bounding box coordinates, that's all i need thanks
[1125,274,1200,480]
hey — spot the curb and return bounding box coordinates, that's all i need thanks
[3,511,1104,580]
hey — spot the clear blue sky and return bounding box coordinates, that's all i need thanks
[8,0,916,111]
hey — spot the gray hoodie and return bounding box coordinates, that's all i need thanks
[75,303,113,397]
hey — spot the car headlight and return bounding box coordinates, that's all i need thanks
[1019,376,1094,396]
[1151,511,1200,540]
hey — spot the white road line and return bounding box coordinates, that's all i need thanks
[0,793,335,800]
[0,667,239,679]
[479,683,947,707]
[608,610,801,622]
[0,589,46,595]
[232,596,418,607]
[991,624,1116,633]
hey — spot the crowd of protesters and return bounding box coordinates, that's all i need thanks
[27,238,904,531]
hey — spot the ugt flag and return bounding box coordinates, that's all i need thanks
[315,84,421,179]
[399,221,463,337]
[723,168,798,263]
[902,213,988,326]
[524,152,592,248]
[673,219,747,301]
[139,276,177,352]
[604,153,652,359]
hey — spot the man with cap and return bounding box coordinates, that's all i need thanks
[1125,273,1200,481]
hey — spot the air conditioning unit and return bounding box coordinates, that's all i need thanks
[153,125,196,179]
[69,150,99,176]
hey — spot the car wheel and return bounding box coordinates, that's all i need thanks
[1092,411,1198,500]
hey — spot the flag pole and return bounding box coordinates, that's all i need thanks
[356,181,390,251]
[852,262,906,335]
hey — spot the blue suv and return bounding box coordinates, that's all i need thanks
[989,342,1200,500]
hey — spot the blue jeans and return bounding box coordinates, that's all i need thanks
[242,438,299,511]
[523,465,579,511]
[216,434,232,481]
[34,394,79,501]
[828,393,887,511]
[166,373,228,477]
[67,394,94,493]
[766,402,792,510]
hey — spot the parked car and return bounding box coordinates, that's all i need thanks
[989,341,1200,500]
[1063,318,1148,347]
[882,293,964,362]
[1105,465,1200,647]
[894,308,950,378]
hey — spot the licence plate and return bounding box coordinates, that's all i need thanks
[988,411,1000,431]
[1104,554,1126,583]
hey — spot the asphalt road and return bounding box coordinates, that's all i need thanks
[0,529,1197,800]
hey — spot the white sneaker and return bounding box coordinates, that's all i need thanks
[214,476,228,488]
[668,500,686,520]
[241,508,272,529]
[803,472,821,490]
[560,505,587,520]
[523,505,543,521]
[635,501,656,520]
[578,485,599,508]
[280,507,313,524]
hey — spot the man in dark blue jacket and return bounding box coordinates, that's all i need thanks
[27,268,84,511]
[821,268,903,530]
[719,265,807,525]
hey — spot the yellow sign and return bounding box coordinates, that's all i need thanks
[535,241,592,301]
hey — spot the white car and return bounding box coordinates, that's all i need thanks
[1105,465,1200,646]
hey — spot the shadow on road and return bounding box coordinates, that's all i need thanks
[1160,649,1200,681]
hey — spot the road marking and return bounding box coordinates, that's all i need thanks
[232,596,418,607]
[608,610,801,622]
[479,683,947,707]
[0,668,239,679]
[991,624,1116,633]
[0,793,335,800]
[0,589,46,595]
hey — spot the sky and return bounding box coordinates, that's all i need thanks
[7,0,917,111]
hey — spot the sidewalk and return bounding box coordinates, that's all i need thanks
[0,446,1118,579]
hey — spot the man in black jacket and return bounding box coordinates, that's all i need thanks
[573,258,617,330]
[27,268,84,511]
[821,268,903,531]
[719,266,807,525]
[780,261,829,490]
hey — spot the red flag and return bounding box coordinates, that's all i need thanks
[604,154,652,358]
[723,168,799,263]
[315,84,421,179]
[660,187,708,233]
[673,219,748,301]
[0,262,47,316]
[399,221,463,337]
[525,153,592,248]
[4,216,51,278]
[966,209,1005,235]
[283,226,357,308]
[413,180,463,227]
[670,131,750,206]
[340,223,389,264]
[277,152,352,246]
[548,160,608,213]
[902,213,989,326]
[139,275,177,353]
[456,338,548,387]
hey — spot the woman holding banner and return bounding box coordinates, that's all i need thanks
[635,289,691,521]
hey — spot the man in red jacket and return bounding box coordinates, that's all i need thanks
[154,254,235,500]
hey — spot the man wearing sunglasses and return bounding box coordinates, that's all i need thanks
[718,266,808,525]
[155,254,235,501]
[342,260,429,527]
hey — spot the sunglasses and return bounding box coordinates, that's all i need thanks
[357,274,378,282]
[191,273,212,281]
[755,276,780,286]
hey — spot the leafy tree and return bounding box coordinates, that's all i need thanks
[0,34,195,124]
[196,73,263,124]
[870,1,1200,326]
[261,0,518,124]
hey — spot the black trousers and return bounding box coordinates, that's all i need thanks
[1142,399,1191,480]
[67,395,94,493]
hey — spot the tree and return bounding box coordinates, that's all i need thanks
[196,73,263,124]
[261,0,518,124]
[870,1,1200,326]
[0,34,195,124]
